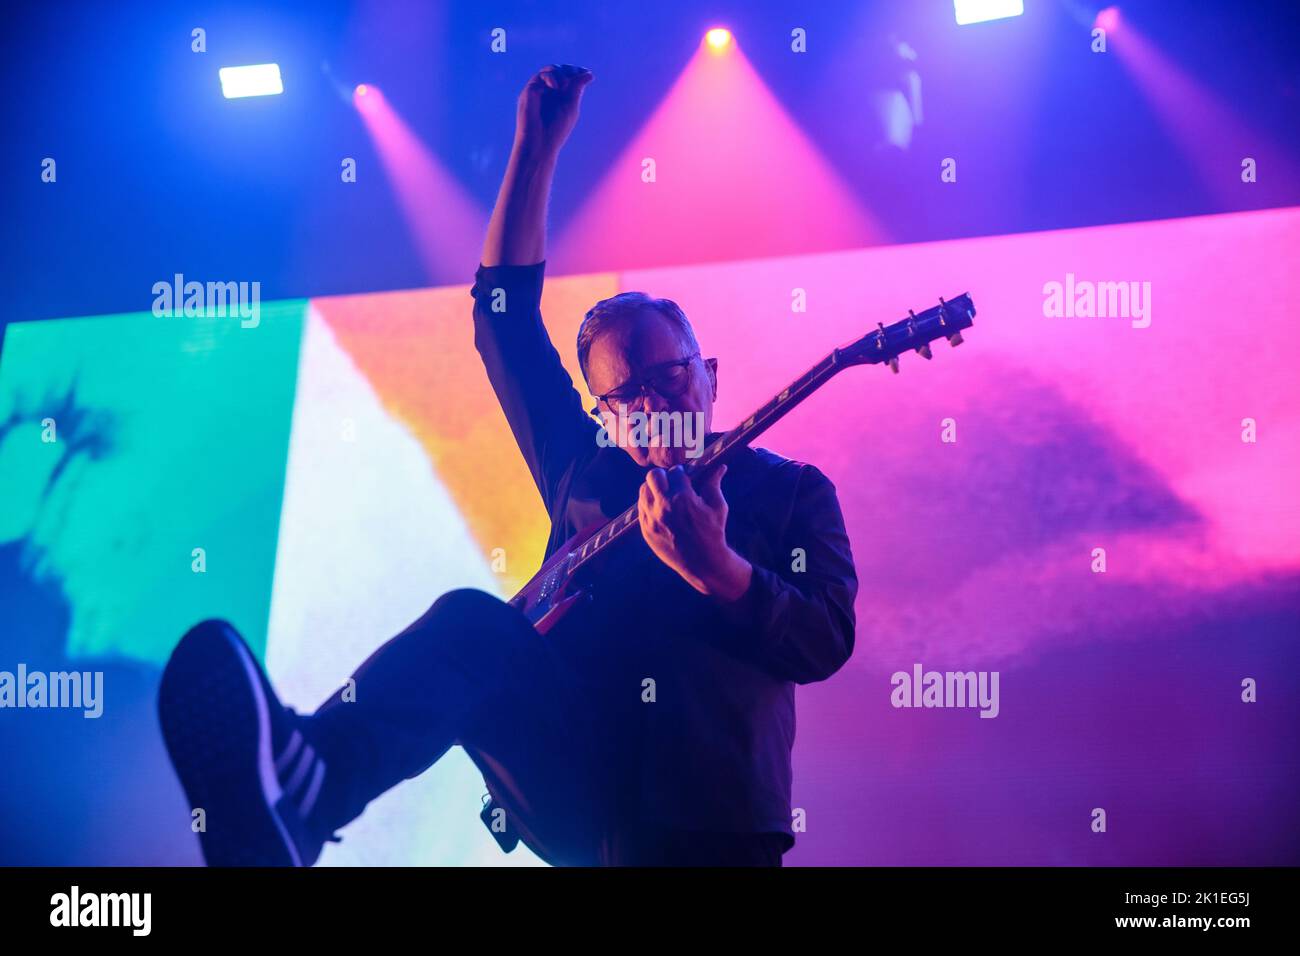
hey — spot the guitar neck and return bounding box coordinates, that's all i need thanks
[566,348,847,573]
[535,291,974,593]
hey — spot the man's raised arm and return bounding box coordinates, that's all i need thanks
[480,65,591,267]
[472,64,598,511]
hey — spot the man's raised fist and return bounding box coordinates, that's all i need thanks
[515,63,594,156]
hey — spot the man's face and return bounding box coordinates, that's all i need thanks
[584,309,716,469]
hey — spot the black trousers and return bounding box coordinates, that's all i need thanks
[303,588,785,866]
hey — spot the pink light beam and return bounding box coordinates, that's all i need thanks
[553,37,886,274]
[354,85,486,284]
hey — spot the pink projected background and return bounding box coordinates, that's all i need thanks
[275,206,1298,865]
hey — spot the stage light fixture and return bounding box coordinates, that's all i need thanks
[1094,6,1121,31]
[953,0,1024,26]
[353,83,379,113]
[219,63,284,99]
[705,28,732,51]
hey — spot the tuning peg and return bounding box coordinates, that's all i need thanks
[915,344,933,360]
[947,332,964,347]
[887,356,900,374]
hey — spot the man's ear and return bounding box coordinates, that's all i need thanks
[705,357,718,399]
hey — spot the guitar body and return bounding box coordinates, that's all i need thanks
[529,588,591,635]
[508,526,600,634]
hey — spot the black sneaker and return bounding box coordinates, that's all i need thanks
[158,619,341,866]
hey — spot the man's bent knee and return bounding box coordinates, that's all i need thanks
[413,588,515,633]
[402,588,535,673]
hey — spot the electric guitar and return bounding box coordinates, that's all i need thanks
[509,293,977,633]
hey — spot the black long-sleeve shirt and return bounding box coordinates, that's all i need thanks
[469,260,858,849]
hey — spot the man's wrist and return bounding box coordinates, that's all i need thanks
[696,548,753,604]
[511,136,560,169]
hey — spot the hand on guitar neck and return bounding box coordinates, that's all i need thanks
[637,463,753,603]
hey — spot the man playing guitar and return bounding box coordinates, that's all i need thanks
[158,63,859,867]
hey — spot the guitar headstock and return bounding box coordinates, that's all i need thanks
[839,293,976,373]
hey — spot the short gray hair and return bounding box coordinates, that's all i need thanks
[576,291,699,381]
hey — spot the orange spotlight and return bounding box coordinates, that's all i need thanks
[355,83,369,97]
[705,28,732,52]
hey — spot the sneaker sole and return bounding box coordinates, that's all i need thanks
[158,622,303,866]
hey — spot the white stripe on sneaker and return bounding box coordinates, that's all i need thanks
[283,742,316,798]
[297,758,326,821]
[275,730,303,776]
[223,626,302,866]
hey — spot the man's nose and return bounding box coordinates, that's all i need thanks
[641,387,672,414]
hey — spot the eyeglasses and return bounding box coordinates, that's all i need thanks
[589,352,704,417]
